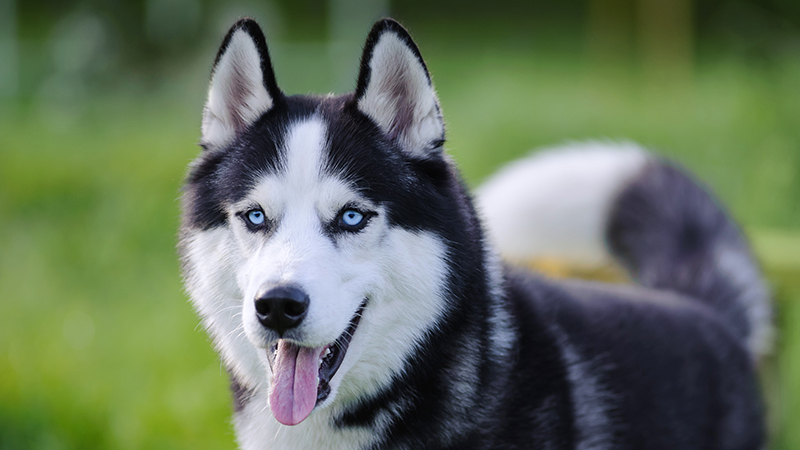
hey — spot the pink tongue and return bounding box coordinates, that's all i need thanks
[268,340,323,426]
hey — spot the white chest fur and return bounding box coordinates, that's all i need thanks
[234,390,378,450]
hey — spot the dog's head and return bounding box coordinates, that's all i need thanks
[181,18,463,426]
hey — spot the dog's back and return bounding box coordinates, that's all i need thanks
[478,144,769,449]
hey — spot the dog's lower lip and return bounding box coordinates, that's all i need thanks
[266,342,278,371]
[316,299,367,403]
[265,300,367,404]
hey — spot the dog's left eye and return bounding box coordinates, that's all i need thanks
[342,210,363,226]
[336,208,373,232]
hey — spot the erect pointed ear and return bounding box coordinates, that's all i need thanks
[201,18,282,150]
[354,19,445,158]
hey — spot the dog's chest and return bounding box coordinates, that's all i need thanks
[234,392,379,450]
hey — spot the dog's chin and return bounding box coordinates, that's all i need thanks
[264,300,367,426]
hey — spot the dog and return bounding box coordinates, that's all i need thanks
[180,17,770,449]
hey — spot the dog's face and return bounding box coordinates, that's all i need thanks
[181,19,456,426]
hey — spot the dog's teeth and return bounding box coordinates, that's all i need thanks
[320,347,332,365]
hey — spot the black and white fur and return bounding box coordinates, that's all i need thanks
[180,18,770,449]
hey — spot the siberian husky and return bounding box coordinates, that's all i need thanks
[180,17,770,449]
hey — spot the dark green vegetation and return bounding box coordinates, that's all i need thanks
[2,4,800,448]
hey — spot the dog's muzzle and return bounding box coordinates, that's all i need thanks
[261,296,367,427]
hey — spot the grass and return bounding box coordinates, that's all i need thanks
[0,102,234,449]
[1,44,799,449]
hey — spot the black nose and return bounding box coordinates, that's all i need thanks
[254,285,310,335]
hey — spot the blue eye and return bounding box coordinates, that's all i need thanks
[341,210,363,227]
[247,209,265,225]
[332,207,374,233]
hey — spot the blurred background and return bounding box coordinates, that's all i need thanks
[1,0,799,448]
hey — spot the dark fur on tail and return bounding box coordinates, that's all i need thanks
[606,160,771,358]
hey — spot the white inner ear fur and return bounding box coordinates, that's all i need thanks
[358,32,443,157]
[202,30,273,149]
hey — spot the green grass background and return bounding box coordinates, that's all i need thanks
[2,29,800,449]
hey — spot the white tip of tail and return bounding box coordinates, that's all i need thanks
[475,141,650,266]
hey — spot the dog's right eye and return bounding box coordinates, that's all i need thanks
[247,210,265,225]
[239,208,269,231]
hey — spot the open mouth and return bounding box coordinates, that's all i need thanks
[265,300,366,426]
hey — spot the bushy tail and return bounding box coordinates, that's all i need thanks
[476,142,772,359]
